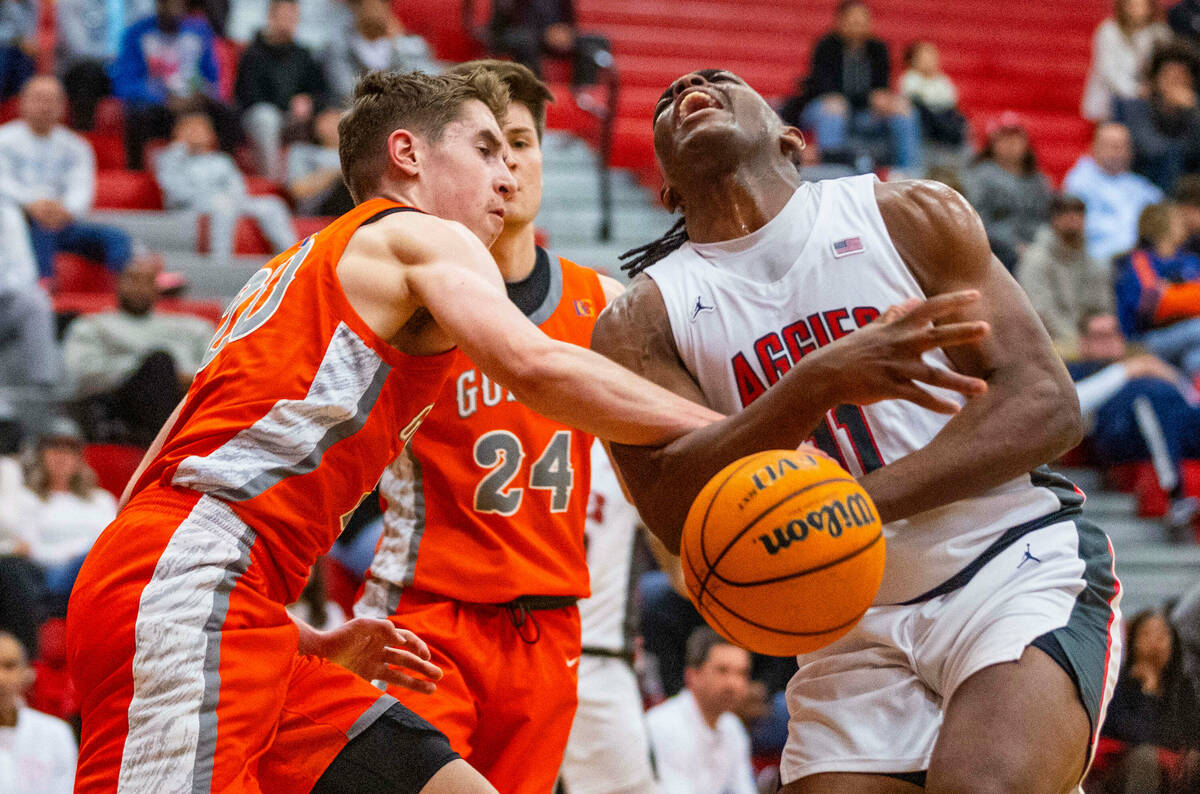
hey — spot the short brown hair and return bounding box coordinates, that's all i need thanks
[1176,175,1200,208]
[448,59,554,140]
[338,68,510,203]
[1137,201,1174,246]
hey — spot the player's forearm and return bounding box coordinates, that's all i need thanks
[613,362,842,552]
[858,367,1081,525]
[508,344,722,446]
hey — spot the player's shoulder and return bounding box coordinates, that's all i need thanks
[594,274,667,334]
[350,207,481,267]
[874,178,985,250]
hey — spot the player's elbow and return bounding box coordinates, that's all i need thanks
[1028,376,1084,460]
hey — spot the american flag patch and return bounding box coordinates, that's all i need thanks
[574,299,595,317]
[832,237,865,257]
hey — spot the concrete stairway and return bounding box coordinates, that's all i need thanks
[1065,467,1200,617]
[537,131,674,278]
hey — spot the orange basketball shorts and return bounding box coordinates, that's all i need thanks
[362,583,581,794]
[67,487,409,793]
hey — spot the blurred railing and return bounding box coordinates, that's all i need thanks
[461,0,620,241]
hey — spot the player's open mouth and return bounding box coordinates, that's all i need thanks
[676,89,725,124]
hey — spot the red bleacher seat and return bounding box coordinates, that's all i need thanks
[93,97,125,137]
[94,169,164,211]
[213,38,245,103]
[1105,460,1200,522]
[26,619,78,722]
[53,253,116,294]
[195,214,274,256]
[54,293,226,327]
[85,132,126,171]
[82,443,147,498]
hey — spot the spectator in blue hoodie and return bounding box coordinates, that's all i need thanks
[1114,201,1200,379]
[109,0,240,168]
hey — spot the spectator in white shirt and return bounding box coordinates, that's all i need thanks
[16,418,116,572]
[1082,0,1172,122]
[0,76,133,280]
[63,256,214,444]
[0,631,76,793]
[646,627,756,794]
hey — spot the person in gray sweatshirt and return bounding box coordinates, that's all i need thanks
[1017,193,1115,359]
[153,111,296,263]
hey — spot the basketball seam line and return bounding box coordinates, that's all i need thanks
[709,530,884,587]
[698,475,857,598]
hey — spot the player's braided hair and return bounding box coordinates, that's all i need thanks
[619,216,689,277]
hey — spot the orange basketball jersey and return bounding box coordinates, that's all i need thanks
[368,251,607,604]
[130,199,456,601]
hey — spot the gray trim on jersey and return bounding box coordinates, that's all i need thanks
[173,323,392,502]
[118,496,257,793]
[366,446,427,591]
[526,247,564,326]
[346,694,400,741]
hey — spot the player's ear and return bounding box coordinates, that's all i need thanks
[780,126,806,167]
[387,128,420,177]
[660,183,683,214]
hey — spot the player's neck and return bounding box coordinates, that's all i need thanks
[490,223,538,283]
[0,700,16,727]
[678,163,801,245]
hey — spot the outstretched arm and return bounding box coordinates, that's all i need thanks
[860,180,1082,523]
[402,219,723,446]
[592,276,990,552]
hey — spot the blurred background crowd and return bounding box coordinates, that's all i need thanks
[3,0,1200,791]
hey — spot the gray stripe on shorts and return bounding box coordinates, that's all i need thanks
[1045,518,1122,727]
[347,694,400,741]
[193,517,256,794]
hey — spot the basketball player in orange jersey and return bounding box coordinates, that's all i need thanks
[63,68,734,794]
[351,60,626,794]
[591,69,1122,793]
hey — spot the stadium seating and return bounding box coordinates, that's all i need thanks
[404,0,1105,185]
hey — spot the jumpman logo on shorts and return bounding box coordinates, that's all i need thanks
[1017,543,1041,569]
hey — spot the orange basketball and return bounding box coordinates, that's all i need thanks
[681,448,885,656]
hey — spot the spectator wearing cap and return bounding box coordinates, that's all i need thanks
[0,0,35,102]
[1114,201,1200,379]
[0,76,133,280]
[110,0,241,169]
[14,417,116,604]
[62,256,214,444]
[962,113,1052,270]
[1114,41,1200,192]
[1083,0,1171,122]
[1065,122,1164,263]
[234,0,328,181]
[793,0,923,173]
[1069,312,1200,536]
[1017,194,1113,358]
[646,626,756,794]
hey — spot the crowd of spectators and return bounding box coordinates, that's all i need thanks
[3,0,1200,789]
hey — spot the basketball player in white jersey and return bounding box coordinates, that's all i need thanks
[559,441,657,794]
[591,69,1123,793]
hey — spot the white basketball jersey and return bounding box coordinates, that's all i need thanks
[578,442,640,654]
[647,175,1071,605]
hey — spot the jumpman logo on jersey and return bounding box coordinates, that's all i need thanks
[1017,543,1041,569]
[691,295,715,321]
